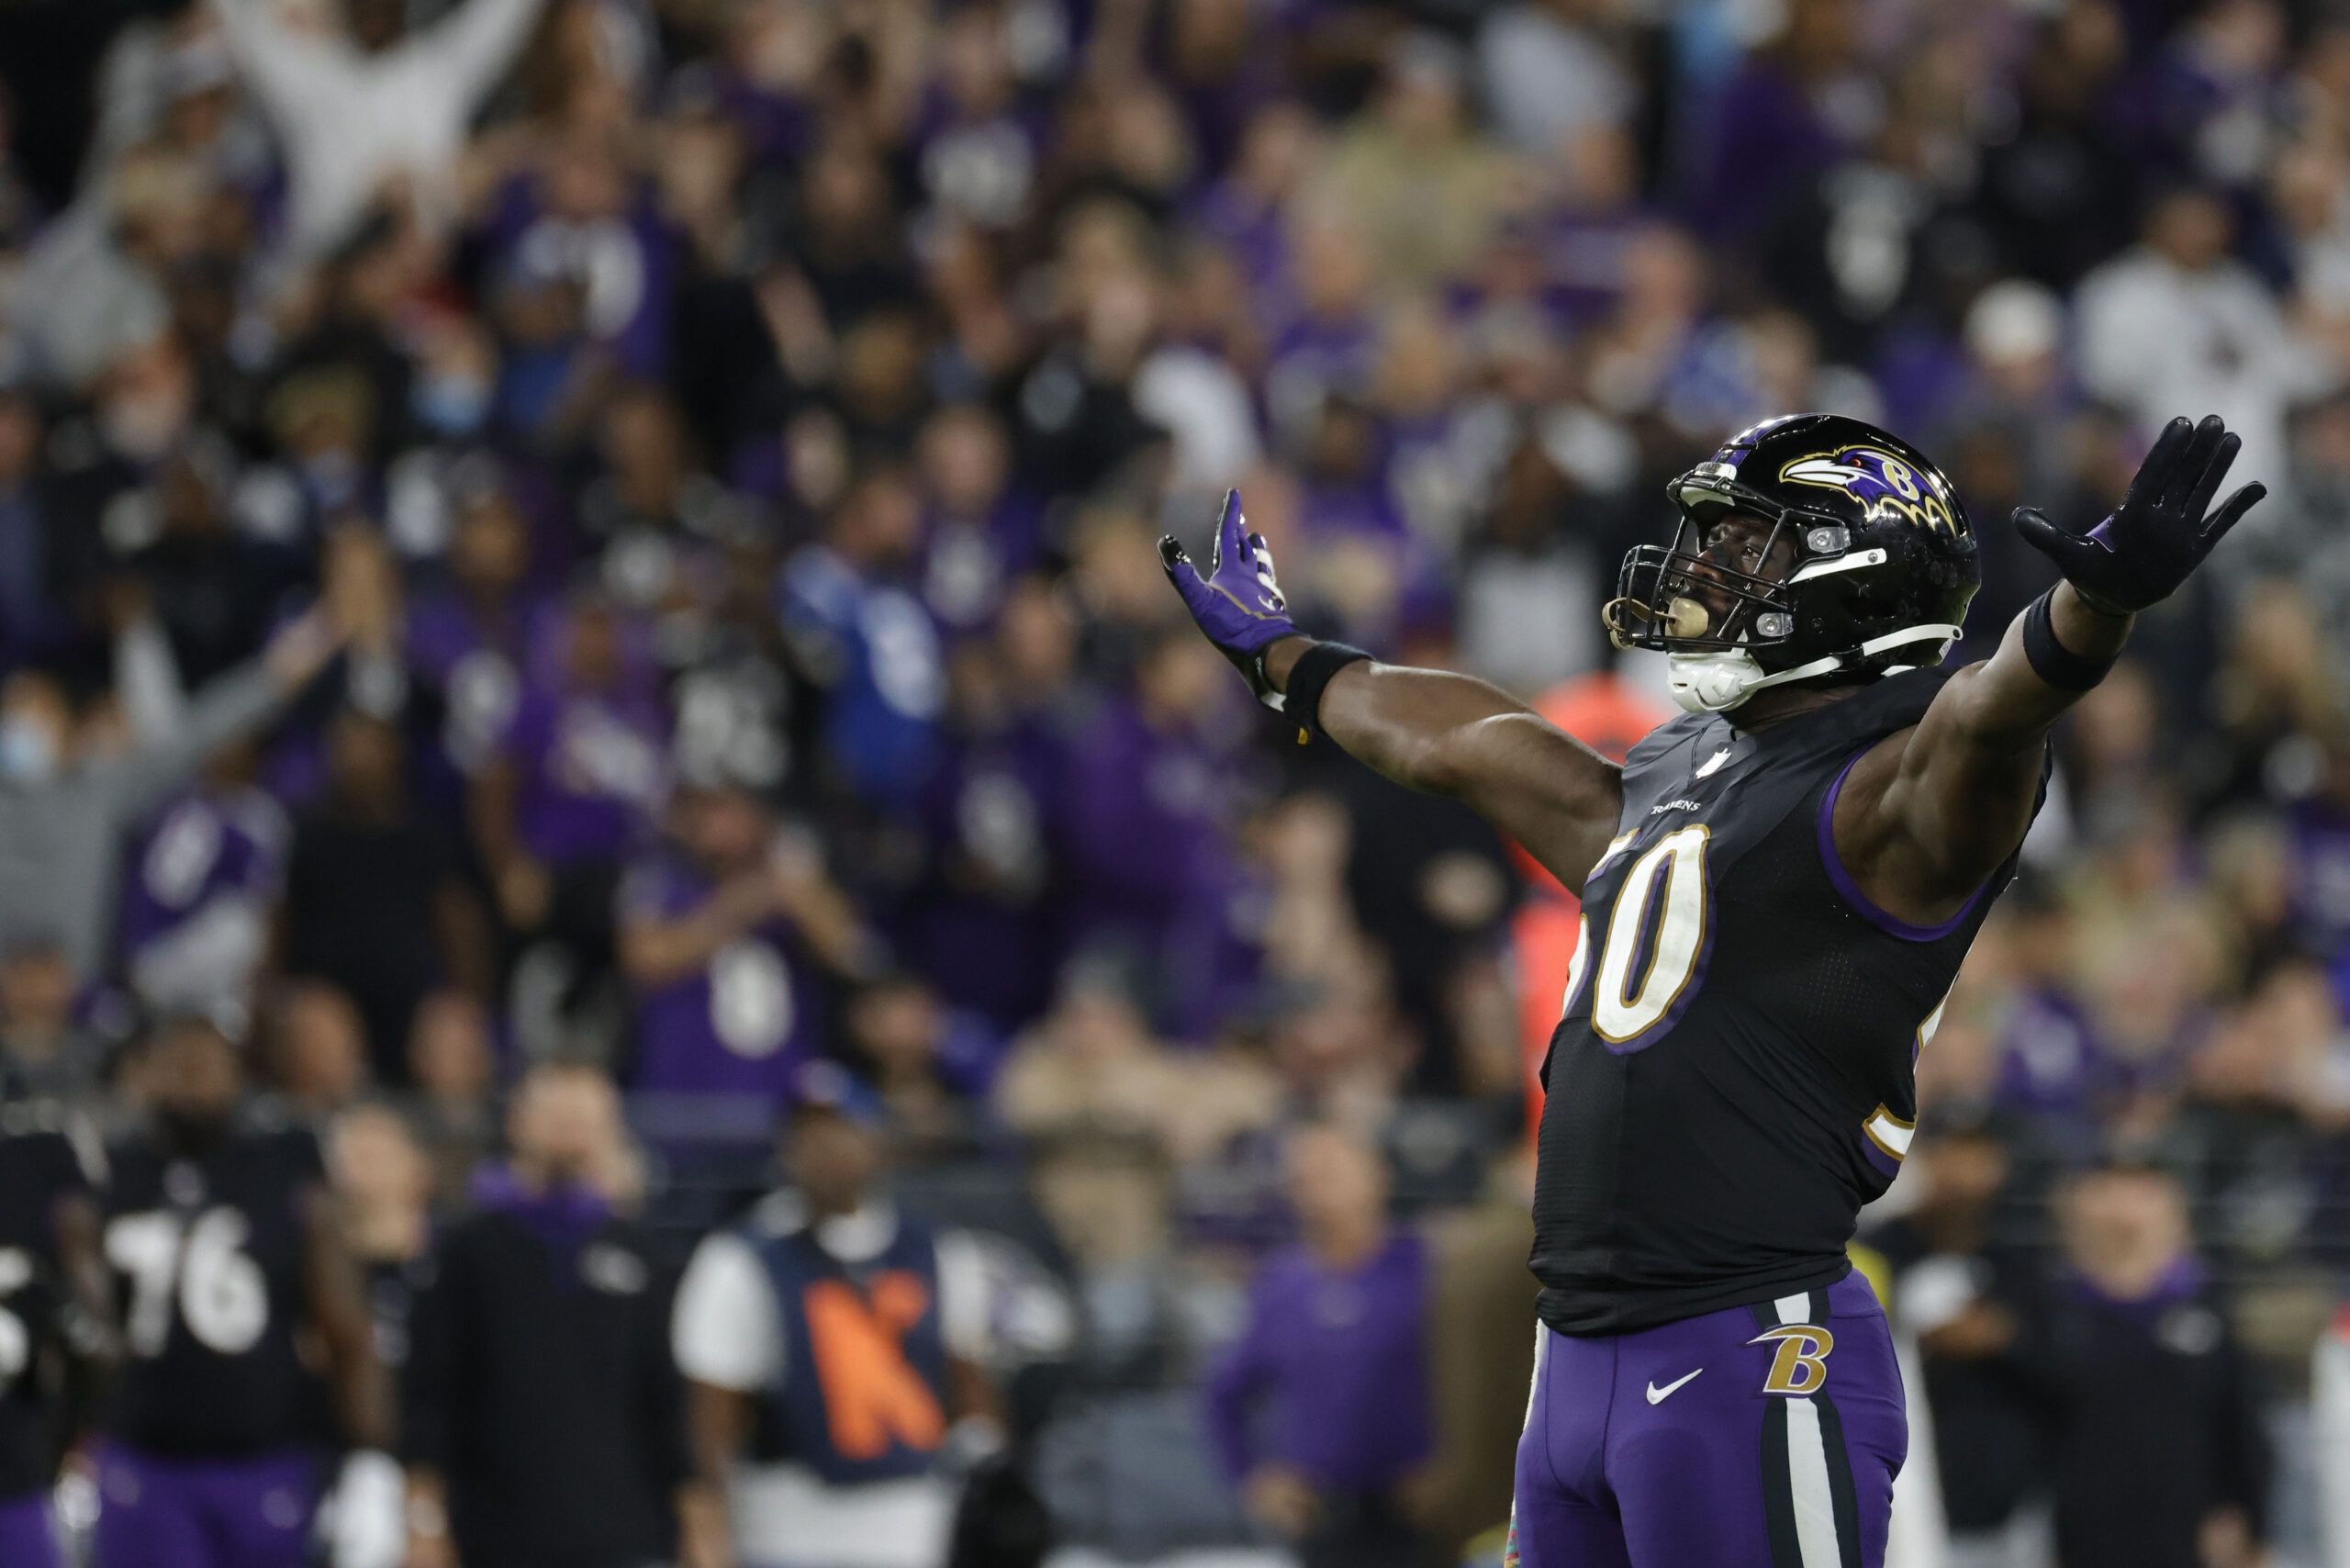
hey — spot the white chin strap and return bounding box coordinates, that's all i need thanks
[1665,622,1964,715]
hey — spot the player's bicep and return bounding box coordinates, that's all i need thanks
[1442,712,1625,889]
[1848,677,2048,913]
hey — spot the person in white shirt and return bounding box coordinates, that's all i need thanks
[2076,186,2333,509]
[672,1064,1068,1568]
[207,0,549,260]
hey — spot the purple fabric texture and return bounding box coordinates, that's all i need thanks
[1203,1231,1434,1492]
[1509,1271,1905,1568]
[92,1444,319,1568]
[618,852,817,1100]
[0,1495,59,1568]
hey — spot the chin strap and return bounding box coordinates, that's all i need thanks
[1668,622,1964,714]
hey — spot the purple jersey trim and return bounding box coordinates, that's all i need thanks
[1859,1129,1903,1183]
[1816,749,1986,942]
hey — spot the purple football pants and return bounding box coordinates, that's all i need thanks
[0,1493,60,1568]
[92,1443,319,1568]
[1508,1271,1907,1568]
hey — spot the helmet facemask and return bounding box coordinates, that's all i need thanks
[1604,487,1826,714]
[1602,510,1809,658]
[1606,416,1978,715]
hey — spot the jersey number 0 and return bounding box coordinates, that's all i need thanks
[1562,824,1713,1051]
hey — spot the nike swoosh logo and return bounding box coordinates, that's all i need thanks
[1646,1368,1704,1405]
[1695,749,1730,778]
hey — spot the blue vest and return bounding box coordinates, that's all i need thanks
[745,1211,950,1485]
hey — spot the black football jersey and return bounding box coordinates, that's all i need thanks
[1531,670,2038,1334]
[101,1110,324,1456]
[0,1103,93,1500]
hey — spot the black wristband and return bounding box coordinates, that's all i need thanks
[1281,641,1372,741]
[2021,589,2117,692]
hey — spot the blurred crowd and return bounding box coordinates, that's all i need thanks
[12,0,2350,1562]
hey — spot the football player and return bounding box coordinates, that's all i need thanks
[1160,412,2262,1568]
[94,1014,399,1568]
[0,1096,111,1568]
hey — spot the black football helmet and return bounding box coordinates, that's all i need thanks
[1602,413,1981,713]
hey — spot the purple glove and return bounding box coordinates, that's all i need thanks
[1158,489,1298,708]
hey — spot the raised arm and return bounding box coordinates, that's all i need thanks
[208,0,339,123]
[1835,416,2264,924]
[1159,494,1623,888]
[95,610,343,825]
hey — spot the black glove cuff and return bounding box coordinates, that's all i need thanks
[1282,642,1372,741]
[2022,589,2117,692]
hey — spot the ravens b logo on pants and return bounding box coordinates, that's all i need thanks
[1747,1324,1836,1397]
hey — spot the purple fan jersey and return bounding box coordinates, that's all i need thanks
[405,589,540,782]
[1056,693,1264,1037]
[118,788,287,1014]
[618,854,820,1101]
[0,1495,57,1568]
[917,495,1044,633]
[502,687,668,868]
[480,174,679,380]
[905,721,1062,1031]
[1993,987,2111,1128]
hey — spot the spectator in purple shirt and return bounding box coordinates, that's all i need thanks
[1055,629,1265,1039]
[404,480,546,781]
[1998,985,2115,1131]
[471,591,667,1011]
[1205,1120,1438,1568]
[616,775,870,1103]
[1159,0,1286,176]
[690,0,823,166]
[1189,102,1318,297]
[1684,0,1859,244]
[913,403,1041,635]
[903,579,1071,1031]
[477,137,679,384]
[836,969,1004,1159]
[912,6,1045,233]
[1262,213,1381,445]
[118,751,286,1017]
